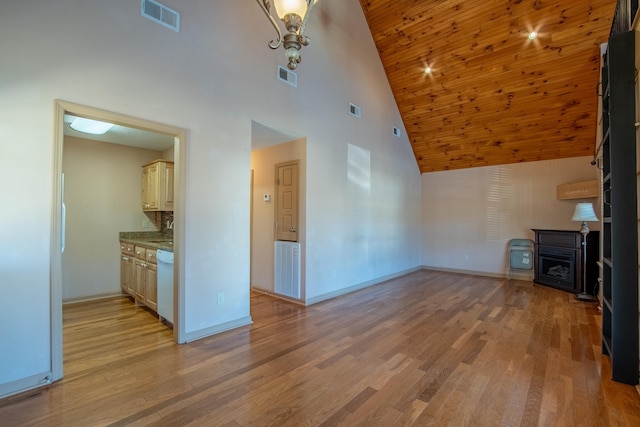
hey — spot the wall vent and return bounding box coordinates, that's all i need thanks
[349,103,362,118]
[393,127,402,137]
[141,0,180,32]
[277,66,298,87]
[274,241,301,299]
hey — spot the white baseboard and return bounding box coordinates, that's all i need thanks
[305,266,422,306]
[251,287,306,305]
[421,265,534,281]
[0,371,53,400]
[62,292,124,305]
[183,316,253,343]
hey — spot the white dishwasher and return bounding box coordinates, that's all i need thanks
[156,249,174,324]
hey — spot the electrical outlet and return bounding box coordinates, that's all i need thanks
[217,292,225,305]
[464,255,469,261]
[142,219,152,228]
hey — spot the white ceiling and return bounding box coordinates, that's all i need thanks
[63,114,175,151]
[63,115,301,152]
[251,121,301,151]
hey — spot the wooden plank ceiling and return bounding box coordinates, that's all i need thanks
[359,0,616,173]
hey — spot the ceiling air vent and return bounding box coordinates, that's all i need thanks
[393,127,402,137]
[278,65,297,87]
[349,103,362,118]
[141,0,180,32]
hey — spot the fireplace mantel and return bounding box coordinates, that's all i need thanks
[531,229,599,295]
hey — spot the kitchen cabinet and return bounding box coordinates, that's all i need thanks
[145,249,158,312]
[134,247,147,302]
[120,242,135,296]
[142,159,174,212]
[120,241,160,315]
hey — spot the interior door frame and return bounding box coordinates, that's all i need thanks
[50,100,188,381]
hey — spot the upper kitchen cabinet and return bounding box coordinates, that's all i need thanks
[142,159,174,212]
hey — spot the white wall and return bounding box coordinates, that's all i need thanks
[62,137,162,301]
[422,156,600,276]
[0,0,421,395]
[301,3,423,302]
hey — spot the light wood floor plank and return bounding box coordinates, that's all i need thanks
[1,270,639,426]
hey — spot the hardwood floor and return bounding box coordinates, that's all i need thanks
[1,270,640,426]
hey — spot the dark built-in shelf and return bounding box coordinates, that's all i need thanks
[599,30,639,386]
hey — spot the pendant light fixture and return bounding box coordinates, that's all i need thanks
[256,0,320,70]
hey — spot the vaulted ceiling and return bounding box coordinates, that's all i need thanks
[359,0,616,173]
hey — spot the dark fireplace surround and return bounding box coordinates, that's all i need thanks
[532,229,599,295]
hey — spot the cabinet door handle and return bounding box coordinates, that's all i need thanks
[290,227,297,232]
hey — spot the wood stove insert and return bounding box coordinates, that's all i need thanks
[532,229,599,294]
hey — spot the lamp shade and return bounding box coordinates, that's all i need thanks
[273,0,308,19]
[572,202,598,222]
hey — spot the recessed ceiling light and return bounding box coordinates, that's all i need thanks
[69,117,114,135]
[425,66,432,75]
[528,31,537,40]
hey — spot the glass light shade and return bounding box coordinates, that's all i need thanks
[273,0,308,19]
[285,47,300,60]
[572,202,598,222]
[69,117,114,135]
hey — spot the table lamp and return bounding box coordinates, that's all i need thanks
[572,202,599,302]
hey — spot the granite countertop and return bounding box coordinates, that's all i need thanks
[119,231,173,252]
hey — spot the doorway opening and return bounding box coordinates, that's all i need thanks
[50,100,187,383]
[249,120,306,305]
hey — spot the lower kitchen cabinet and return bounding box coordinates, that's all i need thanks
[120,243,135,296]
[134,257,146,302]
[134,246,147,302]
[120,241,160,315]
[145,250,158,312]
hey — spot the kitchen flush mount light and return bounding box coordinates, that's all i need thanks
[256,0,320,70]
[69,117,114,135]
